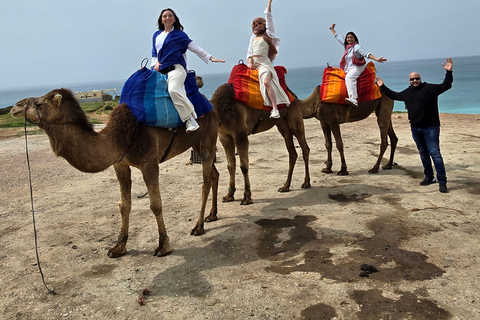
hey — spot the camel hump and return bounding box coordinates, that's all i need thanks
[211,83,236,117]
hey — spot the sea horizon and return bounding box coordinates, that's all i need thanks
[1,55,479,114]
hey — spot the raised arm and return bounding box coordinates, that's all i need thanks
[329,23,337,36]
[442,57,453,71]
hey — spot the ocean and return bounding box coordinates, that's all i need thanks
[1,56,479,114]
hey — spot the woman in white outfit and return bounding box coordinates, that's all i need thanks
[151,8,225,132]
[329,23,386,107]
[246,0,290,119]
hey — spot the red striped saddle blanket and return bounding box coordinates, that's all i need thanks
[228,63,294,110]
[320,61,381,104]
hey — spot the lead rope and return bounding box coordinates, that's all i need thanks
[23,113,56,295]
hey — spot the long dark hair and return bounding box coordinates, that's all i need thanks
[343,32,359,48]
[251,17,278,61]
[157,8,184,31]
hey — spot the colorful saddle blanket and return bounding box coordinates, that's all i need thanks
[320,61,381,104]
[120,67,213,128]
[227,63,295,110]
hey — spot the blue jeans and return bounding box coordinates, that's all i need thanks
[411,126,447,184]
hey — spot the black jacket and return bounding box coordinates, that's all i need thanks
[380,71,453,128]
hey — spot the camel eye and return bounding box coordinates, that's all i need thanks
[34,101,44,109]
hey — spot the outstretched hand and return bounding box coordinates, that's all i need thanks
[375,77,384,87]
[210,57,226,63]
[377,57,387,63]
[442,57,453,71]
[329,23,336,35]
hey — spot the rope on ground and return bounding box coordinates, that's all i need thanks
[23,116,56,295]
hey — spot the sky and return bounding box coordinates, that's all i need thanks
[0,0,478,90]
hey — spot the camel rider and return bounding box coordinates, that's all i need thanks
[151,8,225,132]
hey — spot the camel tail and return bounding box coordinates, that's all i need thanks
[211,83,237,119]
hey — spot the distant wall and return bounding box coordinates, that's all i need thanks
[75,90,113,103]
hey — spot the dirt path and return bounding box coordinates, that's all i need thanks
[1,113,480,319]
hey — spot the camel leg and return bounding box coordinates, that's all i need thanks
[320,121,334,174]
[190,147,218,235]
[219,133,237,202]
[205,163,220,222]
[369,119,391,173]
[141,163,172,257]
[295,131,311,189]
[108,163,132,258]
[276,120,298,192]
[330,123,349,175]
[235,132,253,205]
[290,117,311,189]
[382,124,399,170]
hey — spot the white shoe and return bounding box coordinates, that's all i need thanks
[186,117,200,132]
[270,109,280,119]
[345,98,358,107]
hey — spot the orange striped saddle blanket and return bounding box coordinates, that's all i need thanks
[228,63,294,110]
[320,61,381,104]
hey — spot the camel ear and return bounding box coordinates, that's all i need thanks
[53,93,63,107]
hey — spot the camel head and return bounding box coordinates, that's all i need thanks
[11,97,35,119]
[11,88,93,130]
[196,75,204,88]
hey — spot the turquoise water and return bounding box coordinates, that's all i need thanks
[1,56,478,114]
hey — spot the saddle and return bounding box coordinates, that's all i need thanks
[320,61,381,104]
[120,67,212,128]
[228,63,294,110]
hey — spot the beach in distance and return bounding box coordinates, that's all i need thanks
[1,55,479,115]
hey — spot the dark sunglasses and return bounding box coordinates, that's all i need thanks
[409,77,420,81]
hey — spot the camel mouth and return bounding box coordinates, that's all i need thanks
[10,106,25,118]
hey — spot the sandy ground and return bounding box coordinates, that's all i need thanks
[1,113,480,320]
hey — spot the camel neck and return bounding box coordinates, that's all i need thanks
[44,123,123,173]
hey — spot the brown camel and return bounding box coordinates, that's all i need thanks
[11,88,220,258]
[300,86,398,175]
[210,83,311,205]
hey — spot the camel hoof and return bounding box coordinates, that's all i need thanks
[368,168,379,174]
[337,171,349,176]
[222,194,235,202]
[107,248,126,258]
[190,227,206,236]
[322,168,333,174]
[240,198,254,205]
[278,187,290,193]
[205,214,218,222]
[301,182,311,189]
[154,247,173,257]
[107,244,127,258]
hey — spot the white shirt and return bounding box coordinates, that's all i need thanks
[246,8,280,61]
[150,28,212,68]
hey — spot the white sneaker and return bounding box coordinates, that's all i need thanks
[270,109,280,119]
[345,98,358,107]
[186,117,200,132]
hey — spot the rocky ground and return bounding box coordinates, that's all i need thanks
[1,113,479,319]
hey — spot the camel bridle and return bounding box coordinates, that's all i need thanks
[21,104,56,295]
[24,97,42,124]
[24,97,76,126]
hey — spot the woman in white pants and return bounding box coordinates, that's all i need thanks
[246,0,291,119]
[329,23,386,107]
[151,8,225,131]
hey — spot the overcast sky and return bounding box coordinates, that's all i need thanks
[0,0,478,90]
